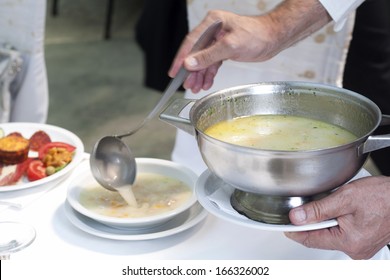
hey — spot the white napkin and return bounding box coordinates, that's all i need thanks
[208,168,371,219]
[208,182,248,219]
[0,153,89,213]
[0,174,71,212]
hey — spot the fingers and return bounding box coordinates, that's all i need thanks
[285,177,390,259]
[203,63,221,90]
[182,61,222,93]
[168,21,224,92]
[289,176,385,225]
[284,227,345,254]
[183,70,207,93]
[289,187,352,225]
[284,228,335,249]
[169,17,221,78]
[285,225,368,259]
[183,38,236,71]
[285,225,380,260]
[168,36,195,78]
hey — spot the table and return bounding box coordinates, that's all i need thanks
[1,164,389,261]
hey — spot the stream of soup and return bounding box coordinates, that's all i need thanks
[79,173,192,218]
[204,115,357,151]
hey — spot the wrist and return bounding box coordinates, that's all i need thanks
[266,0,331,52]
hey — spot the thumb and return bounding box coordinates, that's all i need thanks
[184,41,231,71]
[289,190,349,225]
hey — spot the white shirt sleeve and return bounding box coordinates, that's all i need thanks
[319,0,365,30]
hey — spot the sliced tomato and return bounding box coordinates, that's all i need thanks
[38,142,76,160]
[27,159,47,182]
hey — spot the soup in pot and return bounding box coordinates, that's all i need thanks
[204,114,357,151]
[79,173,192,218]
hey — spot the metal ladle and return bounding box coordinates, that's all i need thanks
[90,21,222,191]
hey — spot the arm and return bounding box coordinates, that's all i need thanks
[169,0,332,92]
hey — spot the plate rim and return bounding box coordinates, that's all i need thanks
[64,200,208,241]
[195,170,338,232]
[0,122,85,192]
[66,159,199,227]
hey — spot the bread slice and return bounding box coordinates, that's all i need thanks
[0,135,30,164]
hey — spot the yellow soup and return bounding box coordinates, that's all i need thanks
[79,173,192,219]
[204,115,357,151]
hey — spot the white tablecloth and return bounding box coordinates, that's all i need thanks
[1,164,389,261]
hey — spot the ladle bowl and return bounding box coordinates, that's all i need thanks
[90,136,136,191]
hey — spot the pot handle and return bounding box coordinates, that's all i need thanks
[380,114,390,126]
[359,114,390,154]
[159,98,196,135]
[359,134,390,154]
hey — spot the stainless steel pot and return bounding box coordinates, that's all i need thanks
[160,82,390,197]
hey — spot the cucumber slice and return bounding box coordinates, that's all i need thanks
[0,128,4,138]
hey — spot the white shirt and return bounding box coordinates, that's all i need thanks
[320,0,365,24]
[320,0,365,30]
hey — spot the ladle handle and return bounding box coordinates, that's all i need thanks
[117,67,188,138]
[117,21,223,139]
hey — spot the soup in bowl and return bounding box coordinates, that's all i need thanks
[66,158,198,229]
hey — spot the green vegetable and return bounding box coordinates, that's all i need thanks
[55,164,68,172]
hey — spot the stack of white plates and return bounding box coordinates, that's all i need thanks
[64,159,208,241]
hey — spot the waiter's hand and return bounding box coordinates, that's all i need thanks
[285,176,390,259]
[168,1,331,93]
[169,10,276,93]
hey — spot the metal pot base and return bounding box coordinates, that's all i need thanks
[231,189,329,224]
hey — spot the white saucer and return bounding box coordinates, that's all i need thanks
[63,201,208,240]
[195,170,338,232]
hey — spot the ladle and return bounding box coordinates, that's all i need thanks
[90,21,222,191]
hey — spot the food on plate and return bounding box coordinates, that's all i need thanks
[29,130,51,151]
[24,142,76,182]
[40,142,75,168]
[204,114,357,151]
[0,134,30,164]
[0,128,77,185]
[79,173,192,218]
[0,158,32,186]
[26,159,48,181]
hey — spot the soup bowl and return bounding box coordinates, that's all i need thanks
[160,82,390,197]
[66,158,198,229]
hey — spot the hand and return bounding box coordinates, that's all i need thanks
[285,176,390,259]
[168,1,330,93]
[168,10,275,93]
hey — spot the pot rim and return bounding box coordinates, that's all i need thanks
[191,81,382,155]
[197,129,368,156]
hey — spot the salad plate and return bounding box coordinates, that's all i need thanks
[0,122,84,192]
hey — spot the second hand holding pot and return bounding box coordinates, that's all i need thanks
[89,21,223,192]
